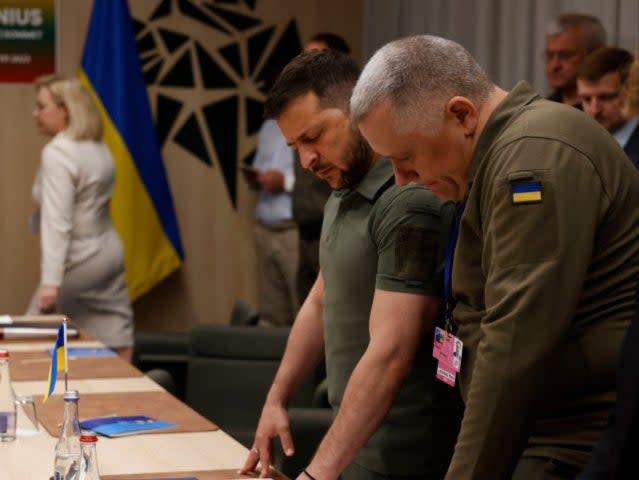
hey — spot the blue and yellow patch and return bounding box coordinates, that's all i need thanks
[511,181,542,204]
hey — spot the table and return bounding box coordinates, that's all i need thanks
[0,322,286,480]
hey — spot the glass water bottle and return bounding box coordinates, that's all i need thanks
[53,389,81,480]
[0,349,16,442]
[78,430,101,480]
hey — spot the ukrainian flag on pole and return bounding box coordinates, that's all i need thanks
[43,325,66,402]
[79,0,184,300]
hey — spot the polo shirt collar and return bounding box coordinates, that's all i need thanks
[352,157,393,201]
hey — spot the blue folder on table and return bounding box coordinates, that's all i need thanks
[47,347,116,357]
[80,415,176,437]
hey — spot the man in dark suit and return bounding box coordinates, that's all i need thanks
[579,307,639,479]
[579,50,639,479]
[577,47,639,168]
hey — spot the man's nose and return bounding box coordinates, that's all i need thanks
[585,98,602,114]
[547,56,562,70]
[298,145,317,169]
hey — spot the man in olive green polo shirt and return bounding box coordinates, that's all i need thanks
[353,35,639,480]
[239,50,462,480]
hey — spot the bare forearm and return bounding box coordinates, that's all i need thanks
[302,290,437,480]
[267,282,325,406]
[306,347,410,479]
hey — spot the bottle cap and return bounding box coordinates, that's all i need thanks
[0,349,9,358]
[80,430,98,443]
[63,389,80,401]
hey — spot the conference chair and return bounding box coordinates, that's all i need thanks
[184,323,332,477]
[276,378,332,477]
[132,300,260,398]
[229,300,260,326]
[132,330,190,399]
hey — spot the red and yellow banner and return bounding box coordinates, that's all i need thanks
[0,0,55,83]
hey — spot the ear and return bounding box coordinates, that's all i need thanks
[445,96,478,136]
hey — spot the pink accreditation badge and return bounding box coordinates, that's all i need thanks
[436,363,457,387]
[433,327,463,386]
[451,335,463,372]
[432,326,447,361]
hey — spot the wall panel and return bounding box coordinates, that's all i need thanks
[0,0,362,331]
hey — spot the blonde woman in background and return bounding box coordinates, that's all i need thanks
[27,75,133,361]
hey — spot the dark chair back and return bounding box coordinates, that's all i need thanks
[229,300,260,326]
[185,324,315,448]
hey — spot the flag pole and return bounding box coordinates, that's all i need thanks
[63,316,68,391]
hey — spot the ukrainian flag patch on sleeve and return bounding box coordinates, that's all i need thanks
[511,181,542,204]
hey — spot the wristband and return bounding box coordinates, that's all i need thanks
[303,468,318,480]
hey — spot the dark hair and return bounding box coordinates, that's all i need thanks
[577,47,633,83]
[264,49,360,118]
[308,32,351,54]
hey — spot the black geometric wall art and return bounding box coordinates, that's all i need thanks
[155,95,184,146]
[204,96,239,205]
[219,42,243,77]
[132,17,146,35]
[160,49,195,87]
[133,0,303,208]
[143,58,163,84]
[243,0,257,10]
[178,0,229,34]
[245,97,264,136]
[174,113,210,166]
[203,4,261,31]
[255,20,301,94]
[150,0,172,20]
[247,26,275,75]
[159,28,189,54]
[137,31,157,54]
[195,42,236,88]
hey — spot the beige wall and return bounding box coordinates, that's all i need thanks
[0,0,362,332]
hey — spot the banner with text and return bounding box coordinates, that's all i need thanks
[0,0,55,83]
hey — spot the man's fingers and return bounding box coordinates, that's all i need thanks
[258,445,273,478]
[260,461,271,478]
[279,429,295,457]
[237,446,260,474]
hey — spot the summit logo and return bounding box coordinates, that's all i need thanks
[0,8,43,27]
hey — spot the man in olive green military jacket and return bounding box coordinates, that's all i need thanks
[354,35,639,480]
[240,49,462,480]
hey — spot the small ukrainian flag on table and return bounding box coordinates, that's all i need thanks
[43,324,66,402]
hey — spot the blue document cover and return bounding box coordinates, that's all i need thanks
[47,347,116,357]
[80,415,176,437]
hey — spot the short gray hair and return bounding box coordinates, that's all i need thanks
[35,74,103,141]
[545,13,606,53]
[351,35,494,134]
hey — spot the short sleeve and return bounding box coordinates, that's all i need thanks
[372,184,454,297]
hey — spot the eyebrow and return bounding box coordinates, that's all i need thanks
[286,125,319,148]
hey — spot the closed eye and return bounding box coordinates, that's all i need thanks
[300,131,321,144]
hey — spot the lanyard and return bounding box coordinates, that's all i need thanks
[443,201,465,330]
